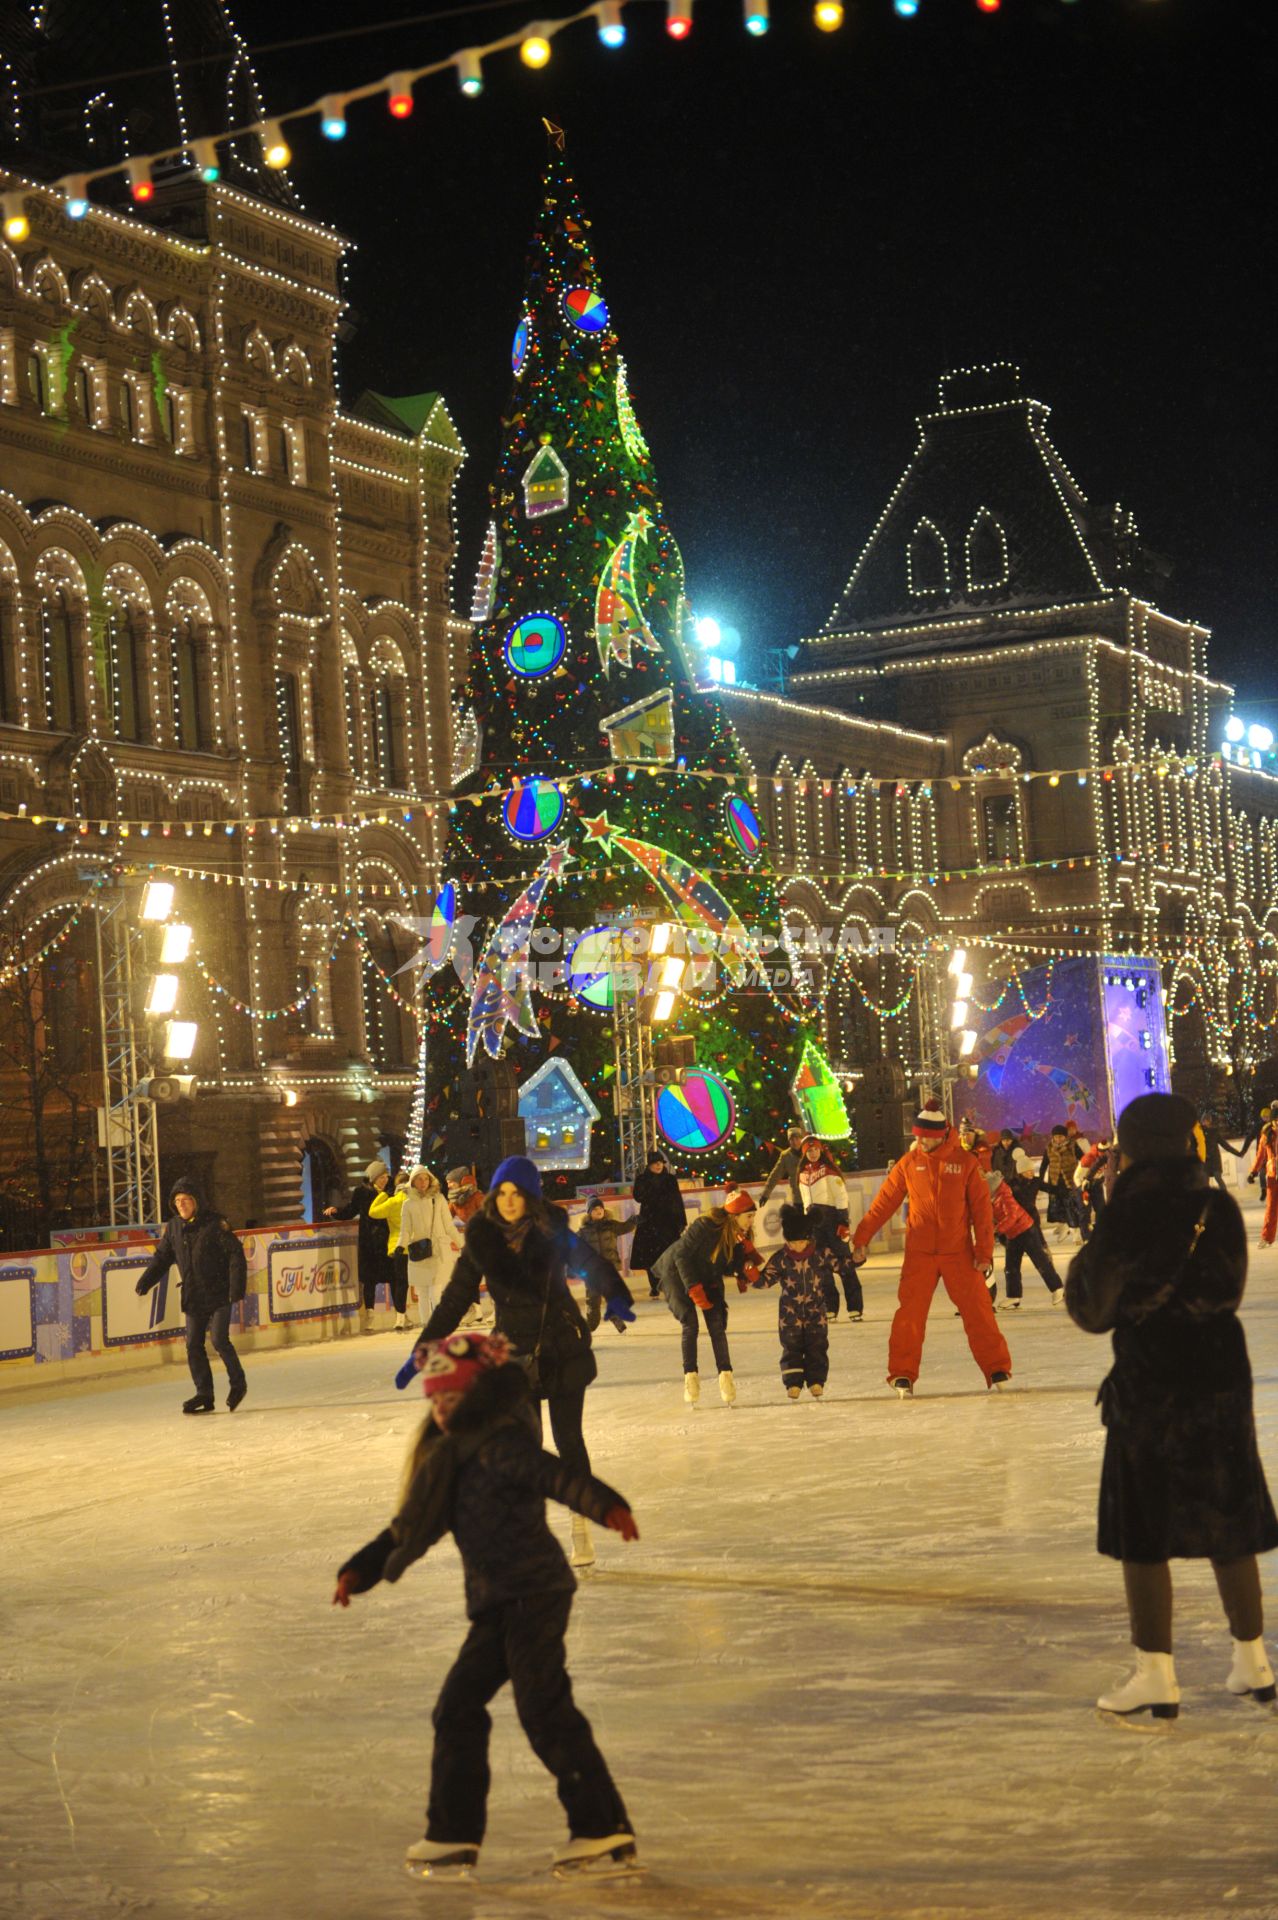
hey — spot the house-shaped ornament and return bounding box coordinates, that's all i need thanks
[600,688,675,767]
[517,1058,602,1171]
[521,444,570,520]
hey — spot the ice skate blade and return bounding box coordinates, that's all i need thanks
[405,1860,476,1881]
[1231,1682,1277,1703]
[552,1846,643,1881]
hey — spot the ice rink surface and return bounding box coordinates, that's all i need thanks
[4,1226,1277,1920]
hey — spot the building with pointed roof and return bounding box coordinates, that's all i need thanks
[0,15,467,1242]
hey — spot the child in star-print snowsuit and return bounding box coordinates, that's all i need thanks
[756,1204,840,1399]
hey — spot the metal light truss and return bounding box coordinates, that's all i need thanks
[612,986,656,1184]
[94,890,160,1226]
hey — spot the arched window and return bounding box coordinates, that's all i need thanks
[368,679,406,789]
[965,509,1009,591]
[362,922,409,1069]
[171,614,204,750]
[106,598,145,741]
[907,519,949,595]
[40,587,78,730]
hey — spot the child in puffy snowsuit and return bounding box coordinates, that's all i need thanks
[757,1203,840,1399]
[334,1330,640,1878]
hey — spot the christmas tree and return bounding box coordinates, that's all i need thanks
[423,127,847,1191]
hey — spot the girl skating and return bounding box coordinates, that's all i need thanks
[797,1135,863,1319]
[650,1190,758,1405]
[335,1331,640,1880]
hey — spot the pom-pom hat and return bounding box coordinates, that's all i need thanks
[420,1330,511,1400]
[912,1101,948,1139]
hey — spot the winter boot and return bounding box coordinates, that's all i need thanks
[809,1383,824,1399]
[683,1371,700,1405]
[890,1377,913,1399]
[570,1516,596,1570]
[405,1838,479,1879]
[1097,1649,1181,1718]
[718,1369,737,1406]
[1226,1636,1277,1703]
[552,1833,639,1878]
[785,1384,802,1400]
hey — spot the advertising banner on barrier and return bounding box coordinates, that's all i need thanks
[267,1236,356,1322]
[0,1265,36,1360]
[102,1255,185,1347]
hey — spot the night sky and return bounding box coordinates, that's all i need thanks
[234,0,1272,710]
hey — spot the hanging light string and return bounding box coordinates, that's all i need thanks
[0,750,1223,842]
[0,893,98,985]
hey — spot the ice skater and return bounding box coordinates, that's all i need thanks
[134,1176,248,1414]
[1066,1092,1278,1719]
[756,1202,839,1398]
[399,1166,462,1327]
[1247,1123,1277,1248]
[627,1151,688,1299]
[324,1159,396,1332]
[335,1330,640,1880]
[650,1189,758,1406]
[796,1135,863,1319]
[577,1197,637,1331]
[962,1123,1063,1308]
[851,1101,1011,1397]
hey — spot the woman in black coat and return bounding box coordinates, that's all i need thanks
[628,1152,688,1297]
[651,1191,758,1406]
[418,1156,633,1566]
[1066,1092,1277,1720]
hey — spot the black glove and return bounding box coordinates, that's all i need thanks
[336,1528,396,1598]
[135,1277,151,1297]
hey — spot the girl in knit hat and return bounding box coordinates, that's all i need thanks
[797,1135,864,1320]
[1066,1092,1278,1719]
[649,1188,759,1406]
[336,1331,640,1881]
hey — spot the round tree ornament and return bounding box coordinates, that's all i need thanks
[503,779,566,842]
[512,313,531,376]
[567,925,627,1012]
[656,1069,735,1154]
[503,613,568,678]
[563,285,609,334]
[724,792,762,862]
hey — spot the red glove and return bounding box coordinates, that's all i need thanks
[737,1262,762,1292]
[688,1283,712,1311]
[837,1223,850,1241]
[604,1505,639,1541]
[332,1570,361,1608]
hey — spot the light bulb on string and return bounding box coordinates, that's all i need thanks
[596,2,626,47]
[666,0,694,39]
[976,0,1000,11]
[320,95,347,140]
[189,138,220,182]
[744,0,769,32]
[814,0,844,28]
[260,120,291,168]
[893,0,918,15]
[521,32,552,67]
[62,175,89,219]
[126,158,154,202]
[386,73,414,117]
[2,192,30,241]
[456,51,484,96]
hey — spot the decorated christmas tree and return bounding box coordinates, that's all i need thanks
[423,127,847,1191]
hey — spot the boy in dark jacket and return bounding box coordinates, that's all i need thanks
[336,1332,640,1881]
[577,1198,637,1332]
[135,1176,248,1414]
[1066,1092,1278,1719]
[756,1202,838,1399]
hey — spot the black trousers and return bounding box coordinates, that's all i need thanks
[1003,1224,1060,1298]
[679,1297,732,1374]
[780,1317,829,1389]
[808,1206,864,1314]
[427,1591,630,1846]
[390,1251,409,1315]
[541,1383,591,1481]
[185,1303,245,1402]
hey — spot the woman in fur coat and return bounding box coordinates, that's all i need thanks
[1066,1092,1278,1720]
[417,1156,633,1568]
[399,1166,462,1326]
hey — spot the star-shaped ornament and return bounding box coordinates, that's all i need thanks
[580,809,615,849]
[543,841,576,880]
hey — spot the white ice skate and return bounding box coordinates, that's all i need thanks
[848,1310,863,1321]
[570,1515,596,1570]
[1003,1298,1021,1310]
[551,1833,641,1879]
[718,1369,737,1406]
[405,1838,479,1879]
[1226,1636,1277,1703]
[1050,1288,1066,1306]
[1097,1650,1180,1719]
[683,1371,700,1406]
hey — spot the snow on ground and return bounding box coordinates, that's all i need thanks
[3,1218,1278,1920]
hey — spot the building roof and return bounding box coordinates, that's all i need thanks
[820,363,1169,652]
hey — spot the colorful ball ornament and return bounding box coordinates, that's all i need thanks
[724,792,762,862]
[655,1069,735,1154]
[563,286,609,334]
[512,314,531,377]
[503,779,565,842]
[567,925,625,1012]
[503,613,567,677]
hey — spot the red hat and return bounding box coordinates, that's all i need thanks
[723,1187,757,1216]
[912,1102,948,1139]
[419,1330,511,1400]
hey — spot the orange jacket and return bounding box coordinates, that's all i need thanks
[853,1128,995,1268]
[1251,1127,1276,1177]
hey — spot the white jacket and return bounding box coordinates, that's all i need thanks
[399,1188,459,1280]
[799,1167,848,1212]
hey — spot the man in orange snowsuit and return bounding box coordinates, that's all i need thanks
[851,1100,1012,1396]
[1247,1124,1278,1247]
